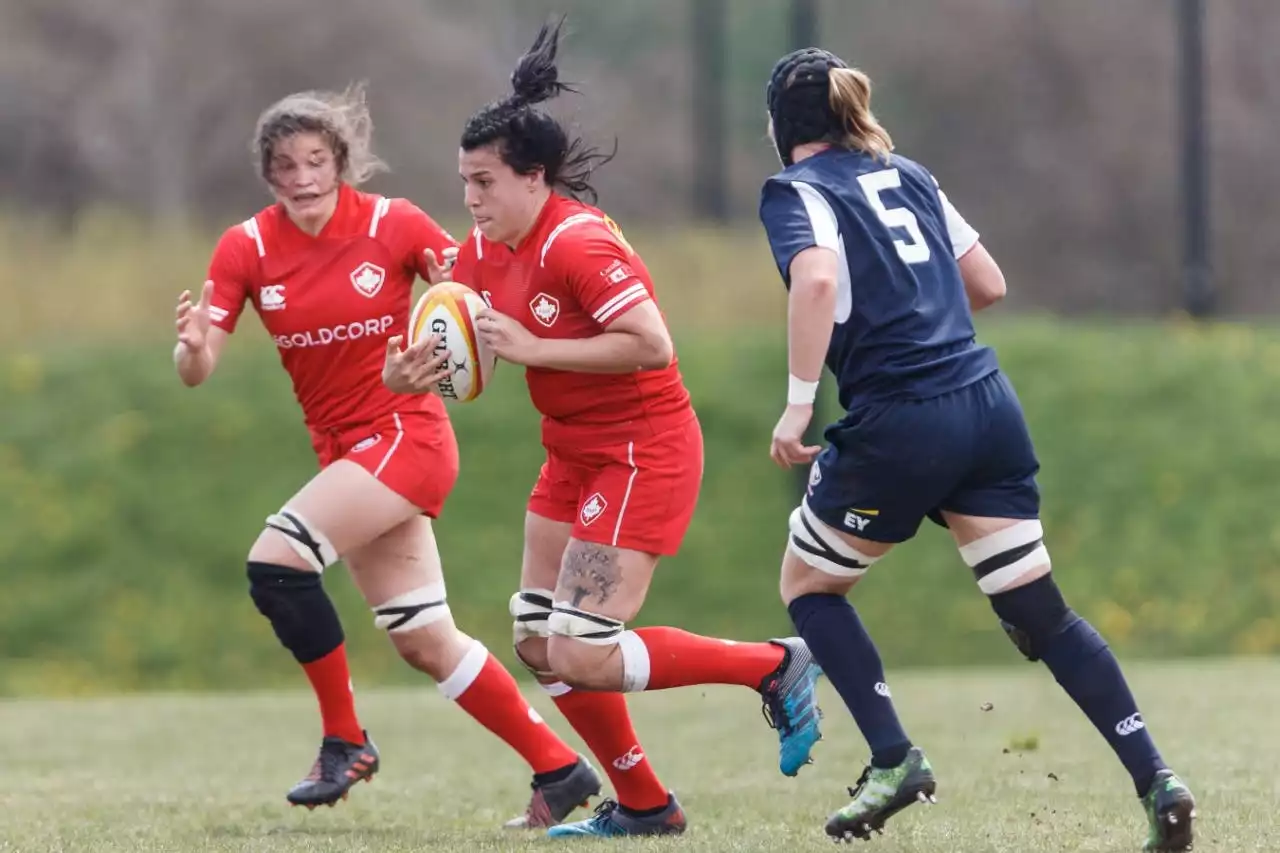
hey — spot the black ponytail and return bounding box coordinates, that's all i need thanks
[509,18,576,107]
[461,16,614,204]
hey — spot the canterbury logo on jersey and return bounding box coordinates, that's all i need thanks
[274,315,395,349]
[261,284,287,311]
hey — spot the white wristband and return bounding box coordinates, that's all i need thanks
[787,375,819,406]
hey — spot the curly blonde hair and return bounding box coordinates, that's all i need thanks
[252,82,388,186]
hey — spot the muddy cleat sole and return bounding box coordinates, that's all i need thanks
[504,754,603,829]
[760,637,824,777]
[1142,769,1196,851]
[286,731,380,809]
[546,794,687,838]
[825,746,936,842]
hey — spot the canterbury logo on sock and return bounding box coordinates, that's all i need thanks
[1114,713,1145,736]
[874,681,892,698]
[613,745,645,771]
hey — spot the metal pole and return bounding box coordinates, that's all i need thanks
[790,0,824,497]
[791,0,818,48]
[1179,0,1213,317]
[691,0,728,220]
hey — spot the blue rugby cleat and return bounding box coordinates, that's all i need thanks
[546,795,686,838]
[759,637,824,776]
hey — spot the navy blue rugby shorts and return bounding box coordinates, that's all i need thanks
[804,371,1041,543]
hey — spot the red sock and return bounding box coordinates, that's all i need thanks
[551,687,669,811]
[442,644,579,774]
[301,644,365,744]
[631,627,785,691]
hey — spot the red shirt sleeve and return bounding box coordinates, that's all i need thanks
[382,199,457,281]
[546,225,652,328]
[206,225,256,333]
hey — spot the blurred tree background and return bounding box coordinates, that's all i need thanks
[3,0,1278,695]
[1,0,1277,313]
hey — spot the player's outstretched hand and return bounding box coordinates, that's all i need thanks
[175,280,214,352]
[423,247,459,285]
[476,307,541,366]
[770,403,822,469]
[383,333,453,395]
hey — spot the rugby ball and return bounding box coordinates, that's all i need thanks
[408,282,496,403]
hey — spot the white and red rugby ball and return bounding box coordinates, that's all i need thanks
[408,281,496,403]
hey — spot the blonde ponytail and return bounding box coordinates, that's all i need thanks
[828,68,894,162]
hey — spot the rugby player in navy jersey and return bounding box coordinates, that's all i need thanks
[756,48,1195,850]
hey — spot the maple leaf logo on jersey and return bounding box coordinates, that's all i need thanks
[580,492,608,526]
[349,262,386,298]
[529,293,561,327]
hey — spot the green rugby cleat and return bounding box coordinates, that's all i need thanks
[824,746,936,842]
[1141,769,1196,851]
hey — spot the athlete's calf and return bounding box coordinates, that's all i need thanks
[952,515,1173,800]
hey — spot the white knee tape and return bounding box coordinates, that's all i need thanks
[959,519,1051,595]
[510,588,555,643]
[787,501,879,578]
[538,680,573,698]
[373,582,450,633]
[617,630,651,693]
[548,601,625,646]
[265,509,338,572]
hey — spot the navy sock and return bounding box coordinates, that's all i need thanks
[788,593,911,768]
[1039,616,1167,796]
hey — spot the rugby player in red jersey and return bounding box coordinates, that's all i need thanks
[172,84,599,822]
[385,21,824,839]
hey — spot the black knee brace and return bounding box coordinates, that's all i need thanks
[988,574,1077,662]
[247,561,345,664]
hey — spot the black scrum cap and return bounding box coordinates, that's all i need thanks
[766,48,847,167]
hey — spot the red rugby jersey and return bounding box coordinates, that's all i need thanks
[453,192,693,447]
[207,184,456,430]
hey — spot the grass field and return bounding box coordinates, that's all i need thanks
[1,658,1273,852]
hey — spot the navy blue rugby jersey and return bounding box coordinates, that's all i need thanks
[759,147,998,412]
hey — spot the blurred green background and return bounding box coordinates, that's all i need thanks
[4,222,1278,695]
[3,1,1277,696]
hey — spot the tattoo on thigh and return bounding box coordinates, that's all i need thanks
[562,542,620,607]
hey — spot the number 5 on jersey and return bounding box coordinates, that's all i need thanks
[857,169,931,265]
